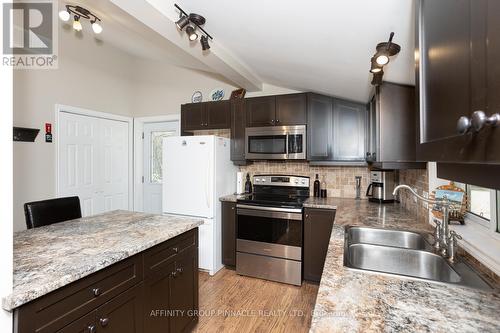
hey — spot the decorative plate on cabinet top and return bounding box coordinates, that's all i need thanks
[191,91,203,103]
[210,89,224,101]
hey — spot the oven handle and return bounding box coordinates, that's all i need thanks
[236,205,303,221]
[236,204,302,214]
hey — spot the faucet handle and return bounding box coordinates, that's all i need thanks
[449,230,462,241]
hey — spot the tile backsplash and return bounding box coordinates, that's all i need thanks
[398,168,429,218]
[240,161,371,199]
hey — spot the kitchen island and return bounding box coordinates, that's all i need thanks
[4,210,203,333]
[308,198,500,333]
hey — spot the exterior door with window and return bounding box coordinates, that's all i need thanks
[143,122,179,214]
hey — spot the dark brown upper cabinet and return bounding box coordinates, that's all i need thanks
[275,93,307,125]
[307,93,367,165]
[181,100,230,132]
[416,0,500,164]
[245,96,277,127]
[230,99,249,165]
[246,94,307,127]
[307,93,334,161]
[332,99,367,162]
[366,82,426,169]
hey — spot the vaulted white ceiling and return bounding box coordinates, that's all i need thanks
[143,0,416,102]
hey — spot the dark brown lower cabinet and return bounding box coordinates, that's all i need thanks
[14,228,198,333]
[303,208,336,282]
[95,284,144,333]
[221,202,236,267]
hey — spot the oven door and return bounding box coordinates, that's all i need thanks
[236,204,303,260]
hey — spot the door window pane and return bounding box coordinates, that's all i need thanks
[467,185,491,220]
[150,130,176,183]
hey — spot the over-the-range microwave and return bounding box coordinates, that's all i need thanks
[245,125,306,160]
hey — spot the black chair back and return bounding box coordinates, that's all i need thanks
[24,196,82,229]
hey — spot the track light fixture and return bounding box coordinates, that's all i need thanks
[59,5,102,34]
[369,32,401,85]
[174,3,213,51]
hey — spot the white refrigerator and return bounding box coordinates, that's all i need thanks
[162,136,237,275]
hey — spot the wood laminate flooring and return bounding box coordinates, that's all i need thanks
[193,268,319,333]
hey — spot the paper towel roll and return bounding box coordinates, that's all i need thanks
[236,172,244,194]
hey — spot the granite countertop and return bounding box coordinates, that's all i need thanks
[309,198,500,333]
[219,194,248,202]
[3,210,203,311]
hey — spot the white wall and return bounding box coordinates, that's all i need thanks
[0,6,13,328]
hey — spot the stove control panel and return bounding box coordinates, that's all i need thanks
[253,175,310,188]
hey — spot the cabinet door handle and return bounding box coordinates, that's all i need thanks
[270,119,275,125]
[176,267,184,275]
[171,271,178,278]
[305,214,309,218]
[276,119,279,123]
[87,325,96,333]
[457,111,500,134]
[99,318,109,327]
[92,288,101,297]
[173,247,178,253]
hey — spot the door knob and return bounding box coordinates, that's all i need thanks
[99,318,109,327]
[457,111,500,134]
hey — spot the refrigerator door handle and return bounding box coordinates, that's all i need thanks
[205,148,210,210]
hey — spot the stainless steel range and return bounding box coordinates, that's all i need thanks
[236,175,310,286]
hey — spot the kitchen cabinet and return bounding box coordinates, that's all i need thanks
[332,99,367,162]
[307,93,333,161]
[366,82,426,169]
[221,201,236,267]
[416,0,500,165]
[246,94,307,127]
[169,247,198,333]
[181,101,230,131]
[303,208,336,282]
[95,284,144,333]
[245,96,276,127]
[230,99,249,165]
[307,93,367,165]
[14,229,198,333]
[275,93,307,125]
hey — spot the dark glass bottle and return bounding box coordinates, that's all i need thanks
[313,174,320,197]
[244,173,252,194]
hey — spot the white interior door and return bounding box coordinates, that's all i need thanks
[143,122,178,214]
[58,111,129,216]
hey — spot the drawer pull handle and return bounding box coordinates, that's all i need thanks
[176,267,183,274]
[92,288,101,297]
[87,325,96,333]
[173,247,179,253]
[100,317,110,327]
[171,271,178,278]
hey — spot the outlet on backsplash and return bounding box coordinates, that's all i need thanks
[422,191,429,209]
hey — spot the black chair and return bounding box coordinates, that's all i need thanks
[24,196,82,229]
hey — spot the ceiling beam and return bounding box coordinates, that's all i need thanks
[110,0,262,91]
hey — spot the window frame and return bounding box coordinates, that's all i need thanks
[464,187,499,236]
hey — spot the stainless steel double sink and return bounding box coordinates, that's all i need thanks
[344,226,492,290]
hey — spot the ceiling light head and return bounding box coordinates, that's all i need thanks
[370,57,383,73]
[200,35,210,50]
[371,71,384,86]
[91,20,102,34]
[58,10,70,21]
[186,25,198,41]
[375,52,390,66]
[175,15,190,30]
[72,16,82,31]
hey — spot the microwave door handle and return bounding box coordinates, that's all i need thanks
[285,133,289,159]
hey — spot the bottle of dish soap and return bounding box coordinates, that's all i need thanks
[244,173,252,194]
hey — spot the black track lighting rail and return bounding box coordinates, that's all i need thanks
[174,3,213,40]
[65,5,100,23]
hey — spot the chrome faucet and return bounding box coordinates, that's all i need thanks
[392,185,459,260]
